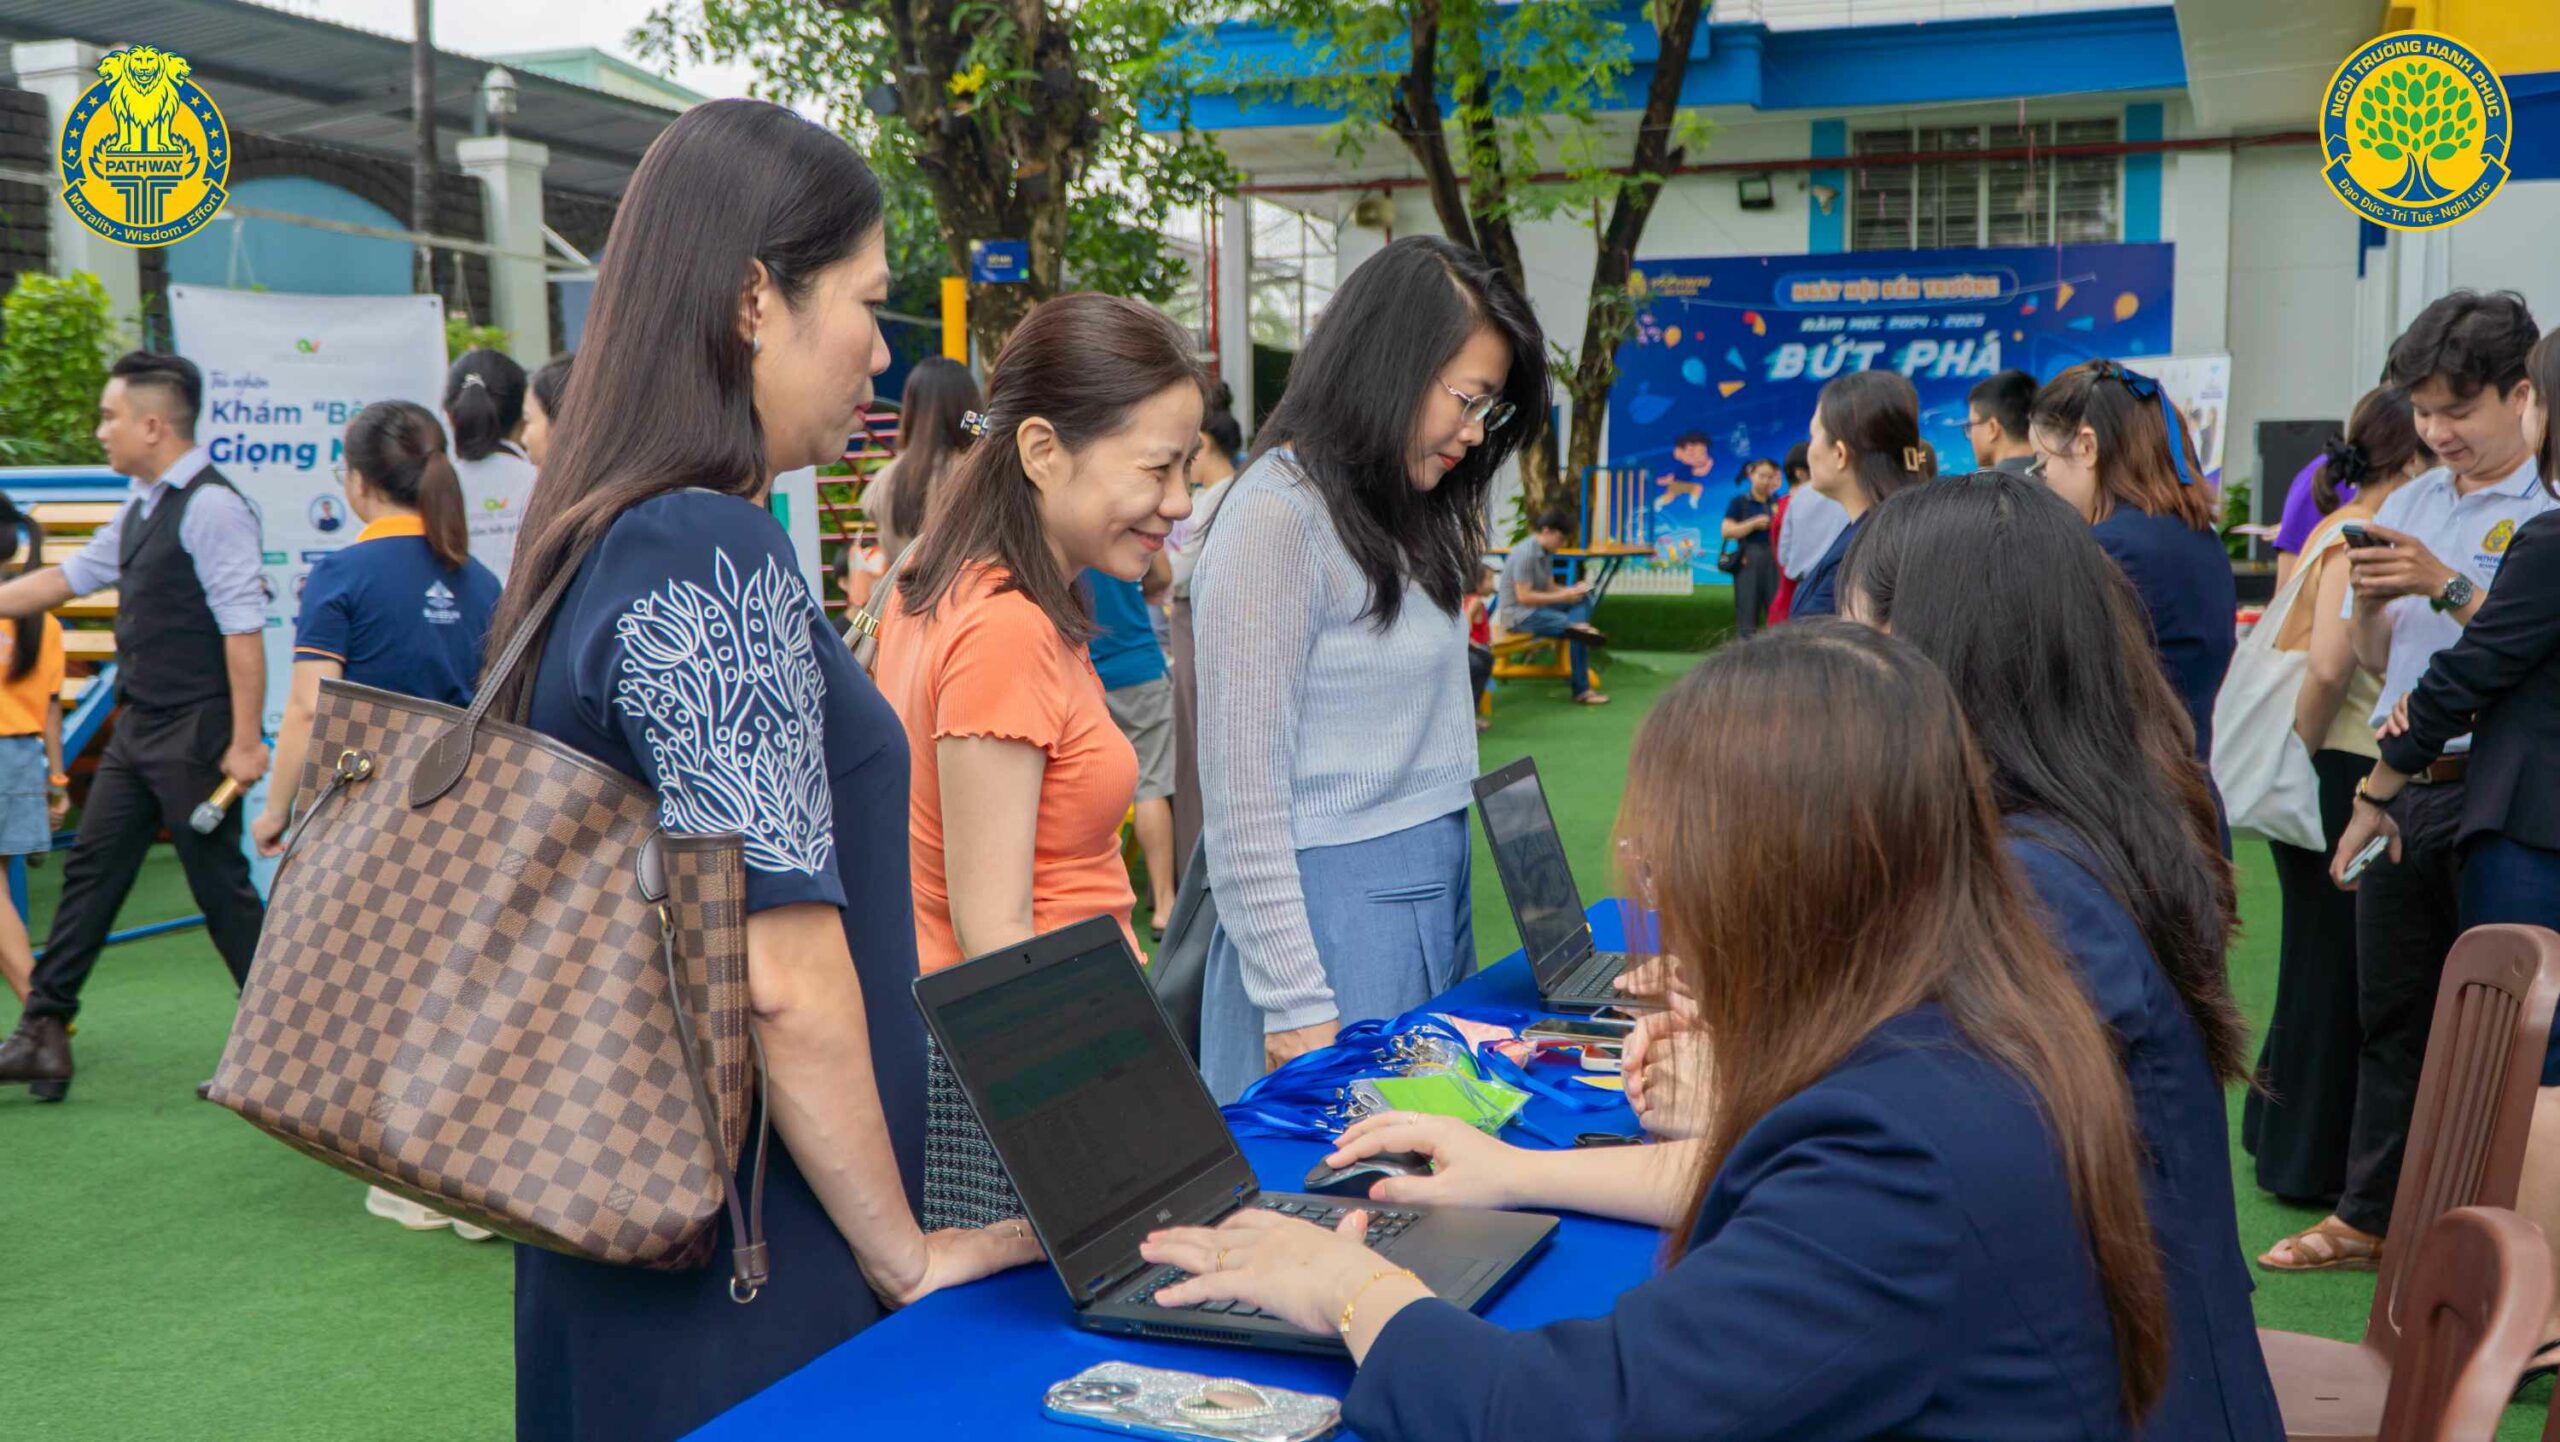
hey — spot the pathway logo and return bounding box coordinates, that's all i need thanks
[55,45,229,247]
[2322,31,2510,229]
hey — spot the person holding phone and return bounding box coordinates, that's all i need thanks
[2259,292,2548,1275]
[2232,387,2431,1207]
[1142,623,2179,1440]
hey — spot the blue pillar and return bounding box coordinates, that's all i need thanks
[1808,119,1847,254]
[2123,103,2163,244]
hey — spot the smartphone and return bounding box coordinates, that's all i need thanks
[1045,1364,1339,1442]
[1523,1017,1634,1045]
[2341,522,2391,549]
[2340,832,2392,884]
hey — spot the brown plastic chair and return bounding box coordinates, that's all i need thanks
[2260,924,2560,1441]
[2373,1207,2552,1441]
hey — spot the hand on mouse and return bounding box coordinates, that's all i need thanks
[1326,1112,1534,1210]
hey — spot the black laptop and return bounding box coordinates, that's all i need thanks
[913,916,1557,1356]
[1474,757,1635,1013]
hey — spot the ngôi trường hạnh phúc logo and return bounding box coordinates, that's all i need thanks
[2322,31,2512,230]
[55,45,229,247]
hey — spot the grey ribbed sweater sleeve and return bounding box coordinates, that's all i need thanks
[1193,478,1337,1031]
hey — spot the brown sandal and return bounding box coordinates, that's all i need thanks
[2258,1216,2383,1273]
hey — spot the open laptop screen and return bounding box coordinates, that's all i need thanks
[1477,766,1590,980]
[933,938,1234,1260]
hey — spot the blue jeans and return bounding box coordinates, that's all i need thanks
[1515,599,1596,697]
[2455,834,2560,1084]
[1200,810,1474,1103]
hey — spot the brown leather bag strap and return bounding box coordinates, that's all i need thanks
[411,558,584,808]
[640,851,769,1302]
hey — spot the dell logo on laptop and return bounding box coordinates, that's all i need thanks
[1157,1208,1172,1223]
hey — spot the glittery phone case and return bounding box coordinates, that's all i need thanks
[1042,1362,1341,1442]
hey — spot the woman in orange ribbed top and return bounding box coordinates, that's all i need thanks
[872,292,1208,1228]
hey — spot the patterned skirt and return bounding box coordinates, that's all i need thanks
[924,1036,1024,1232]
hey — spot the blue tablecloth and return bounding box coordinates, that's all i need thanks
[693,905,1661,1440]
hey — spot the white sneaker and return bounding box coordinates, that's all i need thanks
[450,1218,496,1243]
[365,1184,453,1231]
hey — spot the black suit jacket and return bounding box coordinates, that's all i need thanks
[2381,503,2560,851]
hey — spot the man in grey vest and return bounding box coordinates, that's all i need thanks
[0,352,269,1100]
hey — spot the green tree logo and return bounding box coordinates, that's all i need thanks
[2352,60,2481,204]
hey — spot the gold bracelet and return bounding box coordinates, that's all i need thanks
[1337,1267,1420,1340]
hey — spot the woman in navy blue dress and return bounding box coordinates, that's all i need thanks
[2029,361,2237,762]
[1839,472,2281,1441]
[469,100,1037,1441]
[1788,370,1933,618]
[1144,624,2174,1441]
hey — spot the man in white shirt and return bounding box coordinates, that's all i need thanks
[2262,291,2544,1271]
[0,352,270,1100]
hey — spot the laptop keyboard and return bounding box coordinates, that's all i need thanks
[1124,1200,1422,1318]
[1558,951,1626,998]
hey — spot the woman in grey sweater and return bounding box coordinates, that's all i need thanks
[1190,236,1549,1102]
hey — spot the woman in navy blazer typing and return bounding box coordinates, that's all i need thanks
[1142,622,2171,1441]
[1839,472,2280,1440]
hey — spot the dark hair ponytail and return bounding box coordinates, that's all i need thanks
[346,400,472,569]
[891,356,981,543]
[2314,386,2432,515]
[0,495,42,683]
[1815,370,1934,509]
[444,349,528,462]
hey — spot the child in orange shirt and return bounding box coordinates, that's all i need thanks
[0,500,67,1004]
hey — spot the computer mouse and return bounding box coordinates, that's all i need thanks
[1302,1150,1435,1198]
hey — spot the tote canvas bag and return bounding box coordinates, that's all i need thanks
[2210,530,2341,851]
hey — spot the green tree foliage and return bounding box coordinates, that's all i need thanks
[444,313,510,363]
[0,271,117,466]
[2352,61,2481,204]
[1191,0,1709,517]
[637,0,1233,360]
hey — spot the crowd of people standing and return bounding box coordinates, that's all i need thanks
[11,92,2560,1442]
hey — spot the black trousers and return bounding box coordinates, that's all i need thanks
[2242,747,2369,1203]
[1732,545,1778,637]
[2334,778,2468,1236]
[23,701,265,1022]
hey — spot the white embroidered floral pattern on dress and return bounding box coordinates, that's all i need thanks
[612,547,835,877]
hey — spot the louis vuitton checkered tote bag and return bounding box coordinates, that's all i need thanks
[203,566,772,1301]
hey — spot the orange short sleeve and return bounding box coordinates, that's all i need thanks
[930,588,1077,754]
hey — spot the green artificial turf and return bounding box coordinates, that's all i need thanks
[7,613,2552,1437]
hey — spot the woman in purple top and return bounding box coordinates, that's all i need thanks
[2272,454,2352,591]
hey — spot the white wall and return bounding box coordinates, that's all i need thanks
[2211,144,2363,494]
[2446,180,2560,337]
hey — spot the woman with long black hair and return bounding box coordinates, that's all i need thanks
[1837,472,2280,1440]
[1189,235,1546,1102]
[867,355,980,567]
[478,99,1035,1440]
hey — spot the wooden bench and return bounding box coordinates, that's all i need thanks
[31,502,122,533]
[1488,632,1600,689]
[61,630,117,662]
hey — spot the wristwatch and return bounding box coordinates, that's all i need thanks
[2432,572,2478,613]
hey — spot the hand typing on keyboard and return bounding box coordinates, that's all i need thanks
[1139,1207,1436,1353]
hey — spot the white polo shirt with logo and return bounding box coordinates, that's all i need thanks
[2353,458,2550,751]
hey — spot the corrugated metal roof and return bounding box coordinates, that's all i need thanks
[0,0,684,196]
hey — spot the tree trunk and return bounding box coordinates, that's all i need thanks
[1564,0,1707,485]
[858,0,1092,360]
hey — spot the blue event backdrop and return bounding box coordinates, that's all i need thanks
[1607,242,2174,584]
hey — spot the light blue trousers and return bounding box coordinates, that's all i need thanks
[1200,810,1474,1103]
